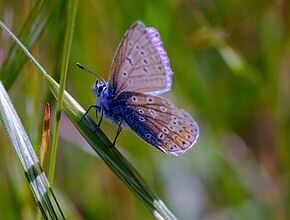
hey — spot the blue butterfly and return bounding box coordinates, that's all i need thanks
[77,21,199,156]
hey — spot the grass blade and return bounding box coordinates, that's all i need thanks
[0,0,65,89]
[0,20,177,219]
[48,0,78,185]
[0,82,65,220]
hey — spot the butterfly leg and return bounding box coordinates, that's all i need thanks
[112,119,123,146]
[97,108,103,127]
[79,104,97,123]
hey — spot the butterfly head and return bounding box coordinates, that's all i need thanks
[76,63,107,97]
[93,80,107,97]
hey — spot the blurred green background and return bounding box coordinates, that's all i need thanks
[0,0,289,219]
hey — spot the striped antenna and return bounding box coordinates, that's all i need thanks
[76,63,106,83]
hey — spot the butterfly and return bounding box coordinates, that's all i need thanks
[77,21,199,156]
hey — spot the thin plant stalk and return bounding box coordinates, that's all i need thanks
[48,0,78,185]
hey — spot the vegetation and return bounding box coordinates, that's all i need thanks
[0,0,289,219]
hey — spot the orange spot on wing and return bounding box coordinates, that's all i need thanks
[179,128,190,139]
[164,141,171,148]
[175,136,184,146]
[163,139,175,150]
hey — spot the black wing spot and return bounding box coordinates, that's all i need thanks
[126,57,133,66]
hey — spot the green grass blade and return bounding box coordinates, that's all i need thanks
[48,0,78,185]
[0,82,65,220]
[0,20,177,219]
[0,0,64,89]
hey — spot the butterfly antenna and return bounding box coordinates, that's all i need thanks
[76,63,106,83]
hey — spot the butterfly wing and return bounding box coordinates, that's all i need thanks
[108,21,173,95]
[117,92,199,156]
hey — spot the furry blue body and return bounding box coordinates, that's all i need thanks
[93,82,162,150]
[93,83,124,125]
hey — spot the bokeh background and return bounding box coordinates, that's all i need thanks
[0,0,289,219]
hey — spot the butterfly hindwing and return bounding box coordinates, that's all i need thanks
[109,21,173,95]
[117,92,199,156]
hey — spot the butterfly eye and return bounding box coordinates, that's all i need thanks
[98,86,103,94]
[98,84,106,94]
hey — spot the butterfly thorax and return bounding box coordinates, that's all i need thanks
[94,82,124,124]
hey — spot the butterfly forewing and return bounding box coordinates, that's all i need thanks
[119,92,199,156]
[109,21,173,95]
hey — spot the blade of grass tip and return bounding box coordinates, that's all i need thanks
[0,0,64,90]
[40,103,50,170]
[47,0,78,185]
[38,103,51,220]
[0,82,65,219]
[0,20,177,219]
